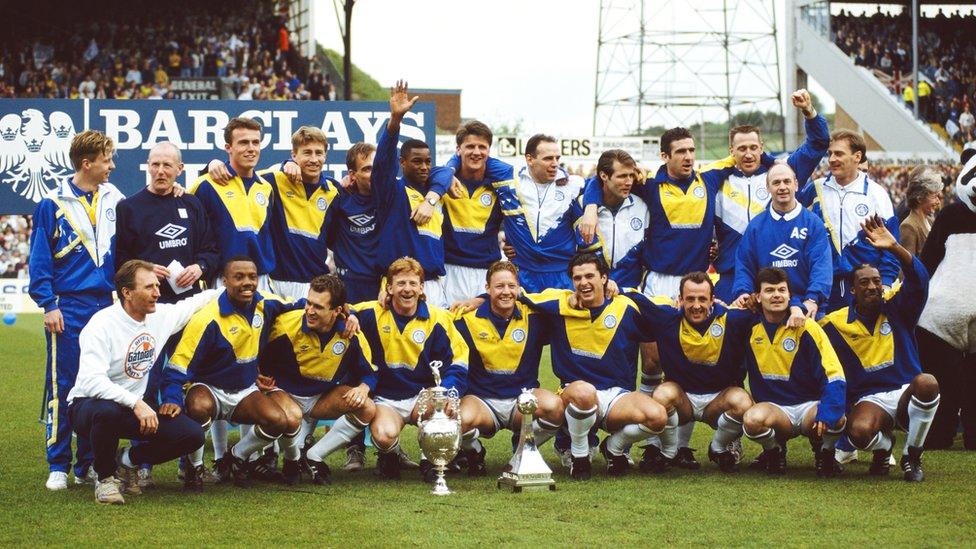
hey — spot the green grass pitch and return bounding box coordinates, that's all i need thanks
[1,314,974,546]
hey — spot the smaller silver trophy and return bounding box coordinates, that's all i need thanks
[416,360,462,496]
[498,388,556,492]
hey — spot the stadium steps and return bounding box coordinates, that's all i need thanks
[793,16,955,157]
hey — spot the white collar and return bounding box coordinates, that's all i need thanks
[824,171,867,194]
[769,201,802,221]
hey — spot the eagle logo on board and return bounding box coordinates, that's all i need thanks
[0,109,75,203]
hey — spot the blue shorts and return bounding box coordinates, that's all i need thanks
[342,275,382,305]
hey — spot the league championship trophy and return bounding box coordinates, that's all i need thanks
[497,389,556,492]
[416,361,461,496]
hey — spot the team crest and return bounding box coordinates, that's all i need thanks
[316,197,327,211]
[411,329,426,344]
[105,208,115,221]
[554,190,565,201]
[756,188,770,200]
[0,108,75,203]
[255,191,267,206]
[879,321,892,336]
[782,337,797,352]
[630,217,643,231]
[331,341,347,355]
[603,314,617,328]
[251,313,264,329]
[480,193,493,207]
[709,323,724,338]
[123,333,156,379]
[693,186,706,199]
[854,203,869,217]
[511,328,526,343]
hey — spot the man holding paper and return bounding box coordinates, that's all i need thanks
[115,141,219,303]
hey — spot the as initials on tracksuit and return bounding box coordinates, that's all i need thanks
[791,227,808,240]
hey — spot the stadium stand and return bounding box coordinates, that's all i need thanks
[0,215,30,278]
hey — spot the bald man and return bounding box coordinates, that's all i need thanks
[731,163,833,323]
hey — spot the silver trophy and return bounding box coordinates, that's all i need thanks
[498,388,556,492]
[416,360,462,496]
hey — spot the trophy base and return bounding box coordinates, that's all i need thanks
[431,474,452,496]
[497,479,557,493]
[496,473,556,492]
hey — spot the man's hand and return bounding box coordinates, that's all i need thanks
[502,243,516,260]
[174,264,203,289]
[579,204,599,245]
[158,403,182,417]
[731,293,755,311]
[133,399,159,435]
[208,159,232,185]
[43,309,64,334]
[606,279,619,298]
[802,299,819,319]
[152,264,172,280]
[340,313,360,337]
[861,214,897,250]
[283,160,302,184]
[448,176,464,199]
[389,79,419,119]
[411,200,435,226]
[787,305,806,328]
[256,374,276,392]
[812,420,827,439]
[450,297,485,314]
[172,183,186,197]
[342,384,370,408]
[340,174,354,190]
[791,89,816,119]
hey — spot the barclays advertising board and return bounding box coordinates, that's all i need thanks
[0,99,436,215]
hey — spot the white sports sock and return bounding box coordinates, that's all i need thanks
[232,425,278,461]
[189,445,205,467]
[565,403,597,458]
[676,420,694,449]
[120,447,134,469]
[861,431,892,452]
[211,420,229,459]
[639,373,663,395]
[659,410,680,459]
[746,427,778,451]
[905,394,940,454]
[532,418,559,446]
[607,423,655,456]
[306,415,368,462]
[298,418,318,444]
[281,430,302,461]
[821,426,843,450]
[710,412,743,453]
[460,428,482,452]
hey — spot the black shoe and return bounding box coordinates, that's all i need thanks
[748,449,770,471]
[869,436,894,476]
[670,447,701,470]
[815,447,842,478]
[765,446,787,475]
[638,445,669,474]
[901,446,925,482]
[282,459,301,485]
[465,446,487,477]
[599,437,630,476]
[212,456,233,483]
[376,451,401,480]
[250,450,283,482]
[569,455,592,480]
[183,463,205,492]
[708,447,738,473]
[230,455,251,488]
[306,458,332,485]
[419,459,438,483]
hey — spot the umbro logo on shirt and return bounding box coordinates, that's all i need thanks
[769,244,799,260]
[155,223,187,239]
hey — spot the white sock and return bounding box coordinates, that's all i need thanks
[306,415,368,462]
[211,420,229,459]
[298,418,318,444]
[658,410,680,459]
[676,420,694,449]
[532,418,560,446]
[565,403,597,458]
[746,427,778,451]
[710,412,743,453]
[189,445,205,467]
[232,425,278,461]
[821,426,843,450]
[460,428,482,452]
[607,423,655,455]
[280,424,304,461]
[639,373,663,395]
[905,394,940,454]
[859,431,892,452]
[120,447,134,468]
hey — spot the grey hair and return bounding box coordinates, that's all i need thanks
[906,165,943,210]
[149,141,183,163]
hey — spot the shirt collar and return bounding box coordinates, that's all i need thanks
[301,313,341,339]
[218,289,261,317]
[824,171,867,194]
[475,299,523,321]
[769,201,803,221]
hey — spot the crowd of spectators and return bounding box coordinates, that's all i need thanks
[832,8,976,147]
[0,0,336,102]
[0,216,30,279]
[810,158,960,215]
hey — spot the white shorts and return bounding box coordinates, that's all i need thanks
[423,277,448,309]
[214,274,273,293]
[596,386,630,429]
[470,395,518,432]
[857,383,909,426]
[444,263,488,305]
[376,395,420,424]
[285,392,323,418]
[687,390,721,422]
[191,383,260,422]
[270,279,310,301]
[769,400,819,437]
[643,271,682,301]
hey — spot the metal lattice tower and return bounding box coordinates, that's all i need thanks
[593,0,784,152]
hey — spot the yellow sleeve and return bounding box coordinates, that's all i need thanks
[354,331,377,371]
[805,319,845,382]
[169,313,212,372]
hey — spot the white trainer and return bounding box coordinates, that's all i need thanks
[835,448,859,464]
[74,468,97,485]
[94,476,125,505]
[46,471,69,491]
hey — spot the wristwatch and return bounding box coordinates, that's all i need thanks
[426,196,438,206]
